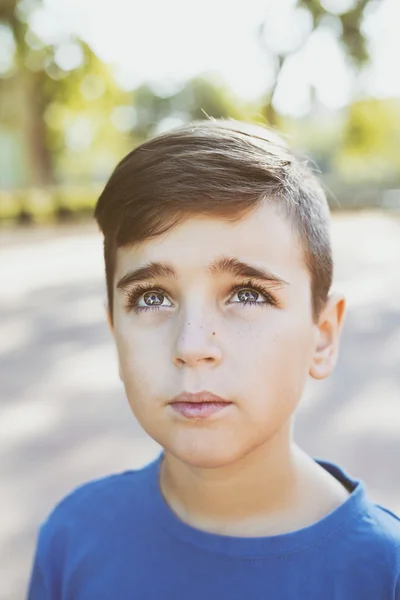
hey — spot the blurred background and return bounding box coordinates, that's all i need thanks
[1,0,399,597]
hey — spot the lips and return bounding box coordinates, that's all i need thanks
[168,391,232,419]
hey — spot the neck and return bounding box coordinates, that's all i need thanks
[160,423,318,536]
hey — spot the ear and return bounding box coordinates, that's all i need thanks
[309,292,346,380]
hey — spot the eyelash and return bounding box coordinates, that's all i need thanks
[124,279,278,314]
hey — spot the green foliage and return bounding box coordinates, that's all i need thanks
[131,77,245,142]
[335,98,400,182]
[0,0,131,185]
[0,185,101,224]
[1,0,399,202]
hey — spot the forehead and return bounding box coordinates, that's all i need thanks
[115,202,307,282]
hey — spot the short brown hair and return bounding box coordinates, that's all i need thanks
[94,119,333,324]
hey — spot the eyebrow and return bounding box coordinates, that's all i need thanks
[116,256,289,291]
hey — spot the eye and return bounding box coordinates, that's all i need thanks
[228,282,277,307]
[125,286,173,313]
[232,289,262,304]
[136,290,172,311]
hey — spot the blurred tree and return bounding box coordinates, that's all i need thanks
[259,0,372,125]
[130,76,244,142]
[0,0,127,186]
[42,48,130,184]
[1,0,54,184]
[0,0,15,21]
[335,98,400,182]
[300,0,370,63]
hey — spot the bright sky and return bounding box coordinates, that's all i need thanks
[29,0,400,115]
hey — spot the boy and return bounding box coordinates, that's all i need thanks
[27,119,400,599]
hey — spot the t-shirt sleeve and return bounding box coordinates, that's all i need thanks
[26,480,102,598]
[27,558,48,599]
[26,526,51,599]
[26,518,63,600]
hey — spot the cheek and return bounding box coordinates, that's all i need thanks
[115,329,162,394]
[241,310,313,362]
[115,335,164,434]
[240,318,314,405]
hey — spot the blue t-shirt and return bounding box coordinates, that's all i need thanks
[27,453,400,599]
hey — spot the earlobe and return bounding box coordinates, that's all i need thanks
[309,293,346,381]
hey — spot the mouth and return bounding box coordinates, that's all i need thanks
[168,391,232,419]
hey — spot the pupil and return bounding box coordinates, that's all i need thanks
[144,292,163,306]
[239,289,258,302]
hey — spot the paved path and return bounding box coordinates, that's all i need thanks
[1,213,400,599]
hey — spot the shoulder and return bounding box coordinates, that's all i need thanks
[368,502,400,539]
[369,503,400,549]
[320,459,400,552]
[51,467,145,515]
[37,461,156,553]
[372,504,400,591]
[357,502,400,576]
[318,458,400,584]
[28,463,159,594]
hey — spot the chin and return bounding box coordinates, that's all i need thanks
[168,438,244,470]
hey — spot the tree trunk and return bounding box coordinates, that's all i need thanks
[22,71,54,186]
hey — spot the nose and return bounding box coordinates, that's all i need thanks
[173,312,222,368]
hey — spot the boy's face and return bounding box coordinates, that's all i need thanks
[109,202,345,468]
